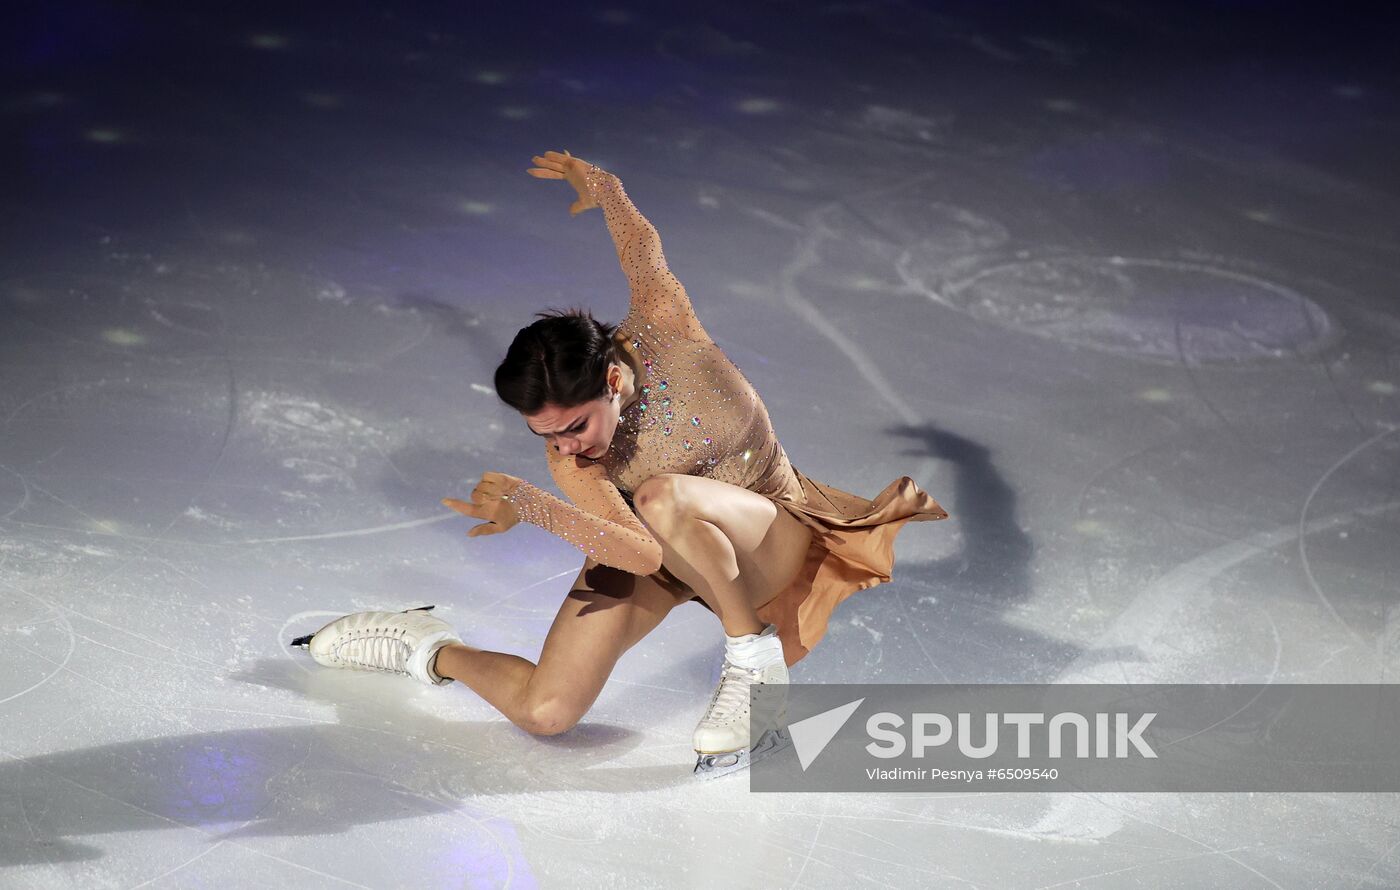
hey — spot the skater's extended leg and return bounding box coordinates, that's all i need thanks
[433,560,690,735]
[633,473,811,636]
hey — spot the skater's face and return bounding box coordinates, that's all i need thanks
[523,362,628,460]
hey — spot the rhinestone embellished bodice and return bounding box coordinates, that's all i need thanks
[598,313,783,496]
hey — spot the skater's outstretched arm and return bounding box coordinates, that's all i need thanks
[527,149,707,340]
[444,442,664,576]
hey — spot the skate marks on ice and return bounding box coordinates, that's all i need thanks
[758,168,1397,855]
[0,263,497,548]
[1060,424,1400,688]
[0,371,459,549]
[0,658,687,869]
[237,512,457,545]
[1,270,241,550]
[760,186,1392,650]
[924,421,1399,847]
[0,581,77,709]
[958,461,1400,849]
[742,163,1338,368]
[0,463,32,521]
[846,490,1400,883]
[1295,425,1400,668]
[932,255,1337,365]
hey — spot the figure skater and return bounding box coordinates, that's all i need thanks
[292,150,949,777]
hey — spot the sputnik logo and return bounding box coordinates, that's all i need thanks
[787,698,864,770]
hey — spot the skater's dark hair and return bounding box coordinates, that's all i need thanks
[494,307,620,413]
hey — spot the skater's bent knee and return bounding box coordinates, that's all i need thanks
[634,474,695,528]
[518,697,583,737]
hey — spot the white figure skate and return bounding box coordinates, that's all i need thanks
[290,605,460,686]
[693,650,792,780]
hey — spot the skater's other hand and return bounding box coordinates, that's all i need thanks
[527,149,598,217]
[442,471,524,538]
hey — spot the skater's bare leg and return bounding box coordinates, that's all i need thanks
[433,561,690,735]
[633,474,811,637]
[434,475,808,736]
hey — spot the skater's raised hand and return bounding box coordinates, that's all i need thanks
[442,471,525,538]
[527,149,598,217]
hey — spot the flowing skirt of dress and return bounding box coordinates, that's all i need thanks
[657,451,949,666]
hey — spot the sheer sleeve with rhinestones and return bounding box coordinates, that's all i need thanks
[583,164,708,341]
[503,441,665,575]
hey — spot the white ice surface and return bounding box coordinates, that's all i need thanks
[2,3,1399,888]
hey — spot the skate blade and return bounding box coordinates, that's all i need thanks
[288,605,436,650]
[693,727,791,780]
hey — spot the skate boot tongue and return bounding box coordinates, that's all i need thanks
[724,623,783,671]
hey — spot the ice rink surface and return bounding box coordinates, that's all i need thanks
[3,1,1398,886]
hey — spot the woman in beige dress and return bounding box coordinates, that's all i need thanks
[292,150,948,777]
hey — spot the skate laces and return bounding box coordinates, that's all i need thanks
[334,624,411,674]
[700,661,759,725]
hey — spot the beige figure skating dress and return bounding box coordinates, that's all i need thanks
[505,165,949,666]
